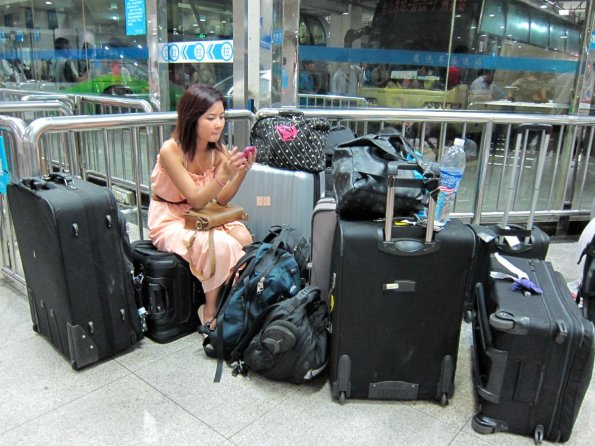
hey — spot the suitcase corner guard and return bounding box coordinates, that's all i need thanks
[67,322,99,370]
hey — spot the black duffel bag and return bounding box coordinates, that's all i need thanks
[250,111,331,173]
[332,133,440,220]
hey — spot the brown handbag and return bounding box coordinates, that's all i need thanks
[184,201,248,281]
[184,201,248,231]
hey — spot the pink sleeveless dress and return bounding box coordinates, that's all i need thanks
[147,156,248,293]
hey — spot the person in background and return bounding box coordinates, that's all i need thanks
[470,69,493,92]
[52,37,87,84]
[371,64,391,88]
[509,71,547,103]
[330,63,349,96]
[298,60,318,93]
[147,84,255,334]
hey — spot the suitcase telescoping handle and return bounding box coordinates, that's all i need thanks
[501,124,552,235]
[384,161,436,243]
[473,283,509,404]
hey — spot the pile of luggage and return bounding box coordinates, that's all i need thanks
[8,114,594,445]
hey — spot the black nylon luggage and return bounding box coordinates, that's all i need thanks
[131,240,204,343]
[472,255,594,444]
[7,173,143,369]
[488,124,552,259]
[328,163,476,404]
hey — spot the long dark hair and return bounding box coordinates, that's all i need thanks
[173,83,226,159]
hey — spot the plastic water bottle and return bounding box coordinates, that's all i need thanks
[435,138,466,227]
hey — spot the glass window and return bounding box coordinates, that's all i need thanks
[549,22,567,52]
[530,15,549,48]
[506,4,530,42]
[480,0,505,37]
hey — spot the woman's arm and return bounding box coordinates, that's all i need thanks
[215,148,256,205]
[158,139,241,209]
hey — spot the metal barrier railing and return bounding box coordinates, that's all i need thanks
[0,115,27,293]
[0,88,155,115]
[21,109,255,238]
[2,106,594,290]
[298,93,370,109]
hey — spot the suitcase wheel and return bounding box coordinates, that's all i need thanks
[439,392,448,407]
[471,415,496,435]
[533,425,544,445]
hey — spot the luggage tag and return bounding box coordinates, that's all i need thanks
[502,226,522,248]
[490,253,542,296]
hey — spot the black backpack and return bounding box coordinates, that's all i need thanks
[203,240,301,381]
[577,233,595,322]
[230,286,330,384]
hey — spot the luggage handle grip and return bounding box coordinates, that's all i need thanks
[385,161,435,243]
[46,172,76,189]
[474,283,509,404]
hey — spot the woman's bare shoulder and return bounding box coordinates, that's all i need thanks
[158,139,183,166]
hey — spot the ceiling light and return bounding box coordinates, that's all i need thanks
[559,9,570,16]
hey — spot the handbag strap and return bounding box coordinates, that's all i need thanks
[370,135,440,195]
[186,229,216,281]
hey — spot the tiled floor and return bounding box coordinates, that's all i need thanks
[0,240,593,446]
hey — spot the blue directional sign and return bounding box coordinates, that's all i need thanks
[158,40,233,63]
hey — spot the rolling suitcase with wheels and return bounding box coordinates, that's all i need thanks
[309,197,337,301]
[465,124,552,319]
[328,163,476,404]
[472,254,594,444]
[7,173,144,369]
[131,240,204,343]
[489,123,552,259]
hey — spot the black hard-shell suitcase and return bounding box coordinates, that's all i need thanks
[7,173,143,369]
[132,240,204,343]
[472,255,594,443]
[328,166,476,404]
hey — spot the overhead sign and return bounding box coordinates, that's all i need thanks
[125,0,146,36]
[158,40,233,64]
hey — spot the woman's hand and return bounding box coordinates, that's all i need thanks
[216,147,244,180]
[241,147,257,172]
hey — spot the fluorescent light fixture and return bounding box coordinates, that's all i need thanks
[540,4,547,8]
[559,9,570,16]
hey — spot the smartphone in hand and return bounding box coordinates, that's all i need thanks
[242,146,256,159]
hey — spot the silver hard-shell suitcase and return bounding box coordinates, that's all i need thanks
[234,163,322,242]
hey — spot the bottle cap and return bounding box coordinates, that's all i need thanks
[454,138,465,147]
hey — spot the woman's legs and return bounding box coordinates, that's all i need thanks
[228,225,253,247]
[198,225,251,331]
[202,287,219,330]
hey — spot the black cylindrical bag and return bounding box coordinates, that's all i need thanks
[332,134,439,220]
[250,111,330,173]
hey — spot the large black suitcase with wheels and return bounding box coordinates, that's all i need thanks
[7,173,144,369]
[328,165,476,404]
[472,254,594,444]
[131,240,204,343]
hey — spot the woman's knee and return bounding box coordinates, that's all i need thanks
[230,226,253,247]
